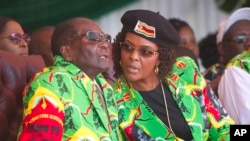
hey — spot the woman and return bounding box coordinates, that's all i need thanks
[0,16,29,56]
[112,9,233,141]
[169,18,205,72]
[168,18,199,58]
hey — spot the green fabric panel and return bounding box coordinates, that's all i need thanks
[0,0,137,31]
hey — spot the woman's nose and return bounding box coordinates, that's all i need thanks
[19,39,29,49]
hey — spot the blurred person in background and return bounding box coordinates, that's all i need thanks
[169,18,205,72]
[218,7,250,124]
[29,26,55,66]
[199,27,226,96]
[199,32,220,70]
[0,16,29,56]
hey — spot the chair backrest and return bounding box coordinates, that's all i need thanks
[0,50,45,141]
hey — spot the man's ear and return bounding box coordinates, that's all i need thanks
[60,45,73,61]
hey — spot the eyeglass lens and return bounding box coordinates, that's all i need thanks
[9,33,30,44]
[233,35,250,43]
[86,31,111,44]
[120,43,158,57]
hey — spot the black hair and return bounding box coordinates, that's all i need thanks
[51,17,86,56]
[198,32,220,68]
[0,16,15,33]
[168,18,193,33]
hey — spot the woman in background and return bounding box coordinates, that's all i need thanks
[0,16,29,56]
[169,18,205,72]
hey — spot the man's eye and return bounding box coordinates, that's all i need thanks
[235,36,247,42]
[88,34,100,41]
[232,35,250,43]
[89,37,99,41]
[235,38,245,43]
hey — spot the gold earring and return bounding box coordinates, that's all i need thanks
[155,66,159,74]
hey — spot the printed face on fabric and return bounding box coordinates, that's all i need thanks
[0,20,29,56]
[66,19,112,77]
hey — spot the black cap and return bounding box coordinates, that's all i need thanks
[121,9,180,48]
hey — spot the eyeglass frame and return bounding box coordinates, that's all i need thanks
[223,34,250,44]
[120,42,159,58]
[67,31,112,44]
[0,33,30,45]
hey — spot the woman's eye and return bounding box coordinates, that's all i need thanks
[125,44,133,50]
[10,37,20,42]
[141,49,153,55]
[121,43,134,53]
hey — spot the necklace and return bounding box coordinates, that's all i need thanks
[160,81,176,137]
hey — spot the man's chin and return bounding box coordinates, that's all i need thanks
[98,65,110,72]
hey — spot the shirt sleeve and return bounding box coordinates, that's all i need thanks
[182,56,233,141]
[17,77,64,141]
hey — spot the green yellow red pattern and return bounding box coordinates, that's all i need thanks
[226,50,250,73]
[113,56,234,141]
[17,55,120,141]
[202,63,225,81]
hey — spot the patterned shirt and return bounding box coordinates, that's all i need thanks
[226,50,250,73]
[218,50,250,124]
[18,55,120,141]
[202,63,225,81]
[113,56,234,141]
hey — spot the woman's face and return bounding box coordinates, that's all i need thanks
[0,21,29,56]
[120,32,159,82]
[179,26,199,57]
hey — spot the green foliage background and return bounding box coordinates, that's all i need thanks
[215,0,250,13]
[0,0,137,32]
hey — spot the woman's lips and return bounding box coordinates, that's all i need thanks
[125,65,139,74]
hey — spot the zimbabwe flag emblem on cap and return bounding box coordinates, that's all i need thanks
[134,20,155,38]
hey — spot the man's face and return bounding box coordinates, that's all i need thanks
[67,20,111,78]
[222,20,250,65]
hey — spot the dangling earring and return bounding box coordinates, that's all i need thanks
[155,66,159,74]
[119,60,122,66]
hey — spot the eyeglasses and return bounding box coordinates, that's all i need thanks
[70,31,112,44]
[120,42,158,58]
[224,35,250,44]
[0,33,30,44]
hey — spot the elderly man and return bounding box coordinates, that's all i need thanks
[17,17,120,141]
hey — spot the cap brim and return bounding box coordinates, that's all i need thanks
[224,7,250,33]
